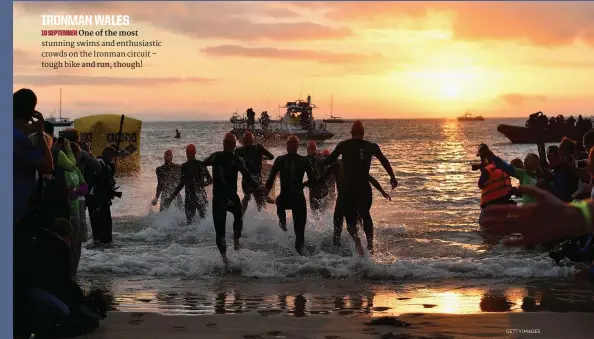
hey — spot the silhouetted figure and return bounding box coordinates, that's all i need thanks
[566,115,576,128]
[174,129,180,139]
[246,108,256,129]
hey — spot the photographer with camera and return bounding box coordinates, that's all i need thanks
[474,144,516,223]
[86,146,121,244]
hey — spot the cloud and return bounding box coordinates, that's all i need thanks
[15,2,352,41]
[201,45,384,64]
[290,2,594,46]
[13,74,214,86]
[498,93,547,107]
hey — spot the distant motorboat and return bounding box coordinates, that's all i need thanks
[457,112,484,121]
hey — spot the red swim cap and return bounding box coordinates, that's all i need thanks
[164,149,173,157]
[242,131,254,145]
[287,135,299,143]
[351,120,364,135]
[322,149,330,156]
[224,132,236,142]
[186,144,196,155]
[307,141,317,149]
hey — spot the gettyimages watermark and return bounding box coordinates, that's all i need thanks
[506,329,541,334]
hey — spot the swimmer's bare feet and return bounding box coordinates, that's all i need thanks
[367,246,375,255]
[234,238,240,251]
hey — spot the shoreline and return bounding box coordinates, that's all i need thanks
[87,311,594,339]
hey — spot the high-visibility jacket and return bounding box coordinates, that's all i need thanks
[480,164,513,206]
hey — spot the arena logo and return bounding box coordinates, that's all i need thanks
[107,132,137,143]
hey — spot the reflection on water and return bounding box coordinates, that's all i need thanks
[79,276,594,316]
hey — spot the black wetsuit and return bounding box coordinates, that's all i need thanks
[204,151,257,254]
[156,162,182,211]
[265,153,317,255]
[321,160,386,244]
[323,139,394,244]
[306,153,328,213]
[87,157,116,243]
[170,159,212,225]
[234,144,274,211]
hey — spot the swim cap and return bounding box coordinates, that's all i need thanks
[322,149,330,156]
[351,120,364,135]
[186,144,196,155]
[164,149,173,157]
[287,135,299,143]
[307,141,317,148]
[224,132,236,142]
[242,131,254,145]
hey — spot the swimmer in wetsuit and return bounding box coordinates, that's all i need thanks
[234,131,274,214]
[203,133,260,264]
[323,120,398,256]
[152,149,183,211]
[305,141,328,215]
[264,135,319,256]
[316,158,392,247]
[165,144,213,225]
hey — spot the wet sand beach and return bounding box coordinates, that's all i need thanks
[86,312,594,339]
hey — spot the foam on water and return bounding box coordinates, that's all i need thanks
[79,202,576,280]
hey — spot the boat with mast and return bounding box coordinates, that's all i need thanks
[47,88,74,127]
[323,96,350,123]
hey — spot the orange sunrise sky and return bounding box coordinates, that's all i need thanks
[12,1,594,121]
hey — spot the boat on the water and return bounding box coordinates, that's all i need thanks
[497,124,588,144]
[457,112,484,121]
[48,88,73,127]
[322,96,351,124]
[498,112,593,144]
[229,95,334,145]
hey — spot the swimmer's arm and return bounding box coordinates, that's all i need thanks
[202,166,213,187]
[323,142,342,165]
[259,145,274,160]
[369,175,390,200]
[202,153,215,167]
[169,166,186,200]
[155,168,164,199]
[372,143,396,179]
[492,156,517,177]
[265,158,281,192]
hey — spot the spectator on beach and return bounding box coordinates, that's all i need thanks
[64,142,89,277]
[86,146,119,244]
[29,218,101,338]
[13,88,54,337]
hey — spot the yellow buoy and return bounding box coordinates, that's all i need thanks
[73,114,142,173]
